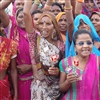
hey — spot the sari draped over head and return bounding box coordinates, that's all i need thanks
[12,0,16,16]
[56,12,66,22]
[56,12,66,42]
[28,12,65,100]
[38,12,63,42]
[82,0,100,17]
[65,14,100,57]
[59,54,100,100]
[7,17,32,100]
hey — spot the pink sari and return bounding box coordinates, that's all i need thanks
[7,17,33,100]
[59,54,100,100]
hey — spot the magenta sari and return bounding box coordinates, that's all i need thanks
[7,18,33,100]
[59,54,100,100]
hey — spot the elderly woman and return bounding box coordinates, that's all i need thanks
[23,0,65,99]
[59,29,100,100]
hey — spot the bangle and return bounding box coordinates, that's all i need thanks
[64,6,72,10]
[44,4,51,11]
[77,0,84,3]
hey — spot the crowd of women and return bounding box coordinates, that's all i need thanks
[0,0,100,100]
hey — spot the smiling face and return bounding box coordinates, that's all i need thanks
[57,14,67,33]
[84,0,94,12]
[75,34,93,57]
[90,13,100,32]
[38,16,54,39]
[16,11,25,28]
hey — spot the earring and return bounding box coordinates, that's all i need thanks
[52,29,57,40]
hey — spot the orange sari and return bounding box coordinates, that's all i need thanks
[0,36,17,100]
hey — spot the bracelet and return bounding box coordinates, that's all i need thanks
[64,6,72,10]
[77,0,84,3]
[44,4,51,11]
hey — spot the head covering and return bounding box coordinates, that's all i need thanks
[65,14,100,57]
[56,12,65,22]
[82,0,100,17]
[38,12,63,41]
[12,0,16,16]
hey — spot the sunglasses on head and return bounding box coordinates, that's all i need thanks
[76,41,93,46]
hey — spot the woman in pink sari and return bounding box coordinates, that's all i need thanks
[59,29,100,100]
[0,3,33,100]
[10,8,33,100]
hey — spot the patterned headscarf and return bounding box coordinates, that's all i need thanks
[38,12,63,41]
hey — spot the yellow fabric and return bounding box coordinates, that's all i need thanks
[56,12,66,22]
[61,33,66,42]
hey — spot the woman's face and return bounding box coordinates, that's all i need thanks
[16,11,25,28]
[38,16,54,38]
[57,14,67,33]
[78,20,90,32]
[51,5,62,16]
[84,0,94,12]
[32,13,42,30]
[91,14,100,32]
[75,34,93,57]
[16,0,24,10]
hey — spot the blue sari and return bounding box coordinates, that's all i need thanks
[65,14,100,57]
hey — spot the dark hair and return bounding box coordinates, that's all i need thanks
[73,29,93,44]
[16,7,23,18]
[97,2,100,4]
[52,2,64,12]
[31,10,42,16]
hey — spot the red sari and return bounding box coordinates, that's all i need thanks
[0,36,17,100]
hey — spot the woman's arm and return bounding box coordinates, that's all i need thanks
[71,0,76,18]
[43,0,52,12]
[30,0,41,14]
[10,58,18,100]
[59,72,77,92]
[75,0,84,16]
[17,64,32,74]
[65,0,74,42]
[0,10,9,27]
[0,0,12,10]
[23,0,33,33]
